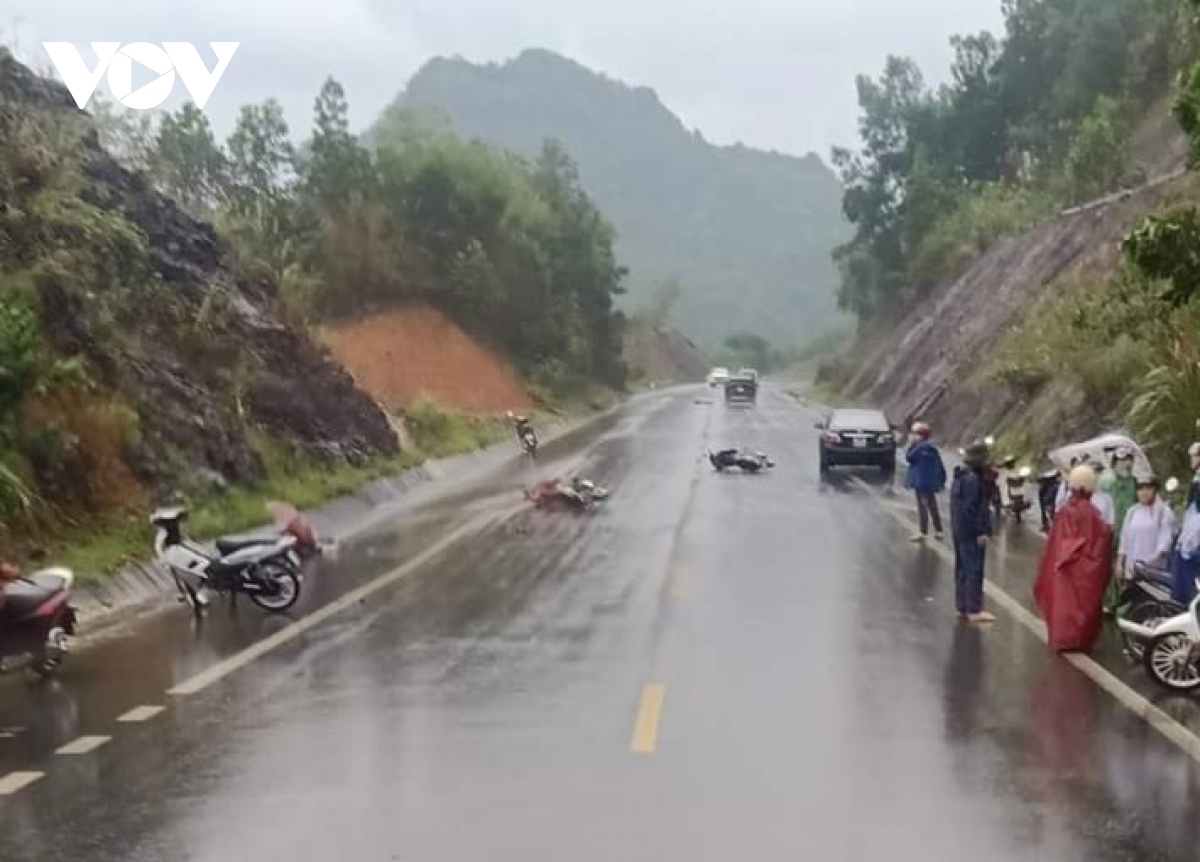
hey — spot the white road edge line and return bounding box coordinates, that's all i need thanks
[851,475,1200,766]
[168,508,509,697]
[0,770,44,795]
[55,735,111,756]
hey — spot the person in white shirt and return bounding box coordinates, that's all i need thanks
[1118,477,1177,578]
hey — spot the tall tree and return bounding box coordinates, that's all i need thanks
[154,102,227,217]
[305,77,374,211]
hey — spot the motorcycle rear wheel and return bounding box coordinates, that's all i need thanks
[249,563,301,613]
[1143,632,1200,692]
[27,627,69,681]
[1122,600,1184,661]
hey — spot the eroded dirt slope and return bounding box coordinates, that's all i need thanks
[842,174,1192,445]
[321,306,531,414]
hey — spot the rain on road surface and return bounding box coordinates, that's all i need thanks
[3,385,1200,861]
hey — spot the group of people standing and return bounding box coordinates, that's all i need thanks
[904,426,1200,652]
[903,425,995,625]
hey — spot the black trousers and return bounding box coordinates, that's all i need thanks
[916,492,944,535]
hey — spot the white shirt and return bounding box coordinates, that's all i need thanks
[1091,490,1116,527]
[1119,501,1177,574]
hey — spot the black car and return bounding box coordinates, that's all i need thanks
[816,408,897,475]
[725,374,758,405]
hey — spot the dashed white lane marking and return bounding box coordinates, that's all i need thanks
[0,771,44,795]
[55,736,111,755]
[851,475,1200,767]
[117,706,164,723]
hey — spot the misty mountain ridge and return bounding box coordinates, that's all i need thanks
[382,48,846,346]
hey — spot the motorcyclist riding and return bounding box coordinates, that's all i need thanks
[508,411,538,455]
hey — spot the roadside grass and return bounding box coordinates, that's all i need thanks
[56,398,508,585]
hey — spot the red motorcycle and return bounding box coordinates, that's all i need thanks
[0,565,78,679]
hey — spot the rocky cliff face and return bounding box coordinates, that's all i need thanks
[841,174,1190,446]
[1,52,397,503]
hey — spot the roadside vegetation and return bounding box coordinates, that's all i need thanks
[832,0,1190,322]
[0,53,627,580]
[829,0,1200,477]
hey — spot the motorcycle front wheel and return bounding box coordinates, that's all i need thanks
[249,563,301,613]
[1143,632,1200,692]
[1122,600,1184,661]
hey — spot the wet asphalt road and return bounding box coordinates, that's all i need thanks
[4,385,1200,861]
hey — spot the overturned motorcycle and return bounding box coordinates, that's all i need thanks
[152,507,307,615]
[0,567,78,679]
[524,477,610,512]
[708,449,775,473]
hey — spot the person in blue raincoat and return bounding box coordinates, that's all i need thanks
[1173,444,1200,605]
[951,440,996,624]
[905,422,947,542]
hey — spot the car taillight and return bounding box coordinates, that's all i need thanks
[824,432,840,444]
[877,433,894,445]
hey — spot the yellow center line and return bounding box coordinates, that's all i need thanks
[630,684,666,755]
[666,561,690,601]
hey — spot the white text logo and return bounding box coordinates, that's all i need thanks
[41,42,240,110]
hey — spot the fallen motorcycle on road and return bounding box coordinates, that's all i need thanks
[152,507,305,615]
[0,566,78,679]
[524,477,609,512]
[708,448,775,473]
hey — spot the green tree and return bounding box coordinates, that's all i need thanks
[305,77,374,211]
[1122,206,1200,307]
[1062,96,1129,204]
[226,99,295,215]
[154,102,227,217]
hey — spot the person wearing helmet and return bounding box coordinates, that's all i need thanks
[1034,464,1114,652]
[1117,477,1176,580]
[950,440,996,623]
[905,422,947,542]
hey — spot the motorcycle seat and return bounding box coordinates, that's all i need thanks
[216,532,276,556]
[0,579,57,618]
[1134,562,1174,590]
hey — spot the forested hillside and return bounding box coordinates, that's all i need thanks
[832,0,1200,476]
[383,49,847,346]
[1,49,628,563]
[833,0,1189,322]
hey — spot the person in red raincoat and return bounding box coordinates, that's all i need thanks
[1034,465,1114,652]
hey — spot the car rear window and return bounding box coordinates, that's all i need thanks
[829,410,889,432]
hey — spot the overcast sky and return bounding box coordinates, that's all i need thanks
[3,0,1003,158]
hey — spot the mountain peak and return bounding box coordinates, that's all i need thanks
[391,52,846,344]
